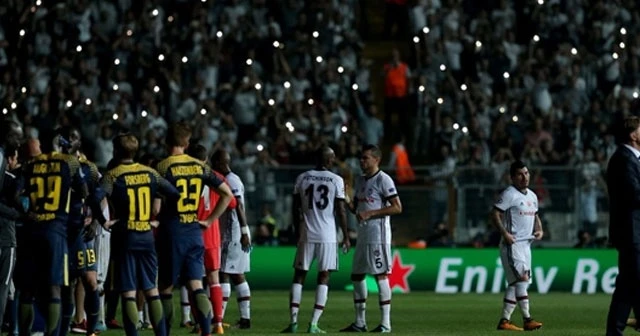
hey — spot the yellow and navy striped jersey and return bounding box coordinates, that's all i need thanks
[101,162,179,250]
[156,154,224,236]
[24,152,87,233]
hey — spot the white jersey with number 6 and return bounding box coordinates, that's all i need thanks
[293,169,345,243]
[354,170,398,244]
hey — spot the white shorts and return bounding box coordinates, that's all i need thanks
[500,242,532,284]
[352,243,391,275]
[293,242,338,272]
[221,241,250,274]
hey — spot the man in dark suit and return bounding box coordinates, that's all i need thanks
[606,115,640,335]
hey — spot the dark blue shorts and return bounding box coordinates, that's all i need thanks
[157,234,204,287]
[114,249,158,292]
[31,230,69,287]
[68,232,97,276]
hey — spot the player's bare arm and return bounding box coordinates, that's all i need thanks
[356,196,402,222]
[201,182,233,227]
[291,195,302,242]
[336,198,350,252]
[236,196,251,252]
[491,207,515,245]
[533,214,544,240]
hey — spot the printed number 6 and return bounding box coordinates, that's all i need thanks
[375,257,383,269]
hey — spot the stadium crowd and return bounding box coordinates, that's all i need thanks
[0,0,637,240]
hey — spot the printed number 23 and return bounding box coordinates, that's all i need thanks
[177,178,202,212]
[304,184,329,210]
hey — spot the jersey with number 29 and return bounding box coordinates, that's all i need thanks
[294,169,345,243]
[354,170,397,244]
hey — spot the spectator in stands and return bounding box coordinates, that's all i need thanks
[383,49,411,139]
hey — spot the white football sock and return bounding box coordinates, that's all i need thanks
[290,283,303,324]
[221,283,231,319]
[501,285,517,320]
[180,286,191,323]
[515,282,530,319]
[98,294,105,323]
[353,280,367,327]
[310,284,328,324]
[235,281,251,319]
[377,278,391,329]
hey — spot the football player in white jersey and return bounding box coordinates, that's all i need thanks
[211,149,252,330]
[281,146,350,334]
[340,145,402,333]
[492,160,543,331]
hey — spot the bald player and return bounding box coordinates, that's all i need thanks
[210,149,252,330]
[281,146,350,334]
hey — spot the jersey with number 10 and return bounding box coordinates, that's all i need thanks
[293,169,345,243]
[101,163,178,251]
[24,152,86,235]
[156,154,224,237]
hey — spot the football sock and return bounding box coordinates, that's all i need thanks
[209,284,223,324]
[18,298,34,336]
[193,289,212,335]
[160,293,173,333]
[180,286,191,323]
[122,297,139,336]
[221,283,231,318]
[310,284,328,325]
[377,278,391,328]
[502,285,517,320]
[353,280,367,327]
[85,288,100,334]
[144,302,151,325]
[290,283,303,324]
[98,293,105,324]
[60,287,74,336]
[515,282,531,319]
[235,282,251,320]
[146,295,167,336]
[46,297,62,336]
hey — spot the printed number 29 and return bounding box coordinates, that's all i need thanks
[304,184,329,210]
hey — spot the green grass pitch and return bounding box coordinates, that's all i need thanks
[98,290,626,335]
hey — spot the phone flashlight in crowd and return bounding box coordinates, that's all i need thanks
[338,66,344,74]
[440,64,446,72]
[312,31,319,38]
[452,123,460,130]
[36,0,42,6]
[499,106,506,113]
[126,29,133,37]
[307,98,314,106]
[460,83,468,91]
[2,108,7,115]
[633,91,639,99]
[254,83,262,90]
[503,72,510,79]
[85,99,92,106]
[284,81,291,89]
[216,31,223,38]
[620,42,626,49]
[167,16,174,23]
[419,85,425,92]
[158,54,165,61]
[612,52,619,60]
[153,86,160,93]
[422,26,430,34]
[273,41,280,48]
[10,102,17,110]
[182,56,188,63]
[475,40,482,50]
[76,45,82,53]
[114,58,121,65]
[512,115,519,122]
[21,87,27,94]
[65,100,73,108]
[286,122,294,133]
[200,108,207,115]
[461,126,469,134]
[571,48,578,55]
[113,84,119,91]
[413,36,420,44]
[620,27,627,35]
[112,113,119,120]
[352,83,359,91]
[533,34,540,42]
[341,125,348,133]
[246,58,253,66]
[151,8,159,17]
[141,110,148,118]
[268,99,275,106]
[537,0,544,5]
[437,97,444,105]
[257,144,264,152]
[316,56,323,63]
[19,29,25,37]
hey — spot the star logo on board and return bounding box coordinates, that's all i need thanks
[388,251,415,293]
